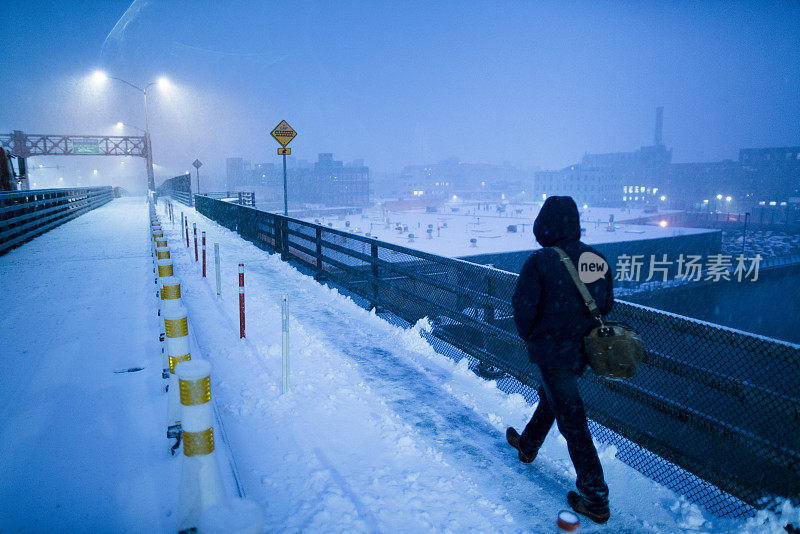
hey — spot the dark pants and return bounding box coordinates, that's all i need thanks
[519,365,609,511]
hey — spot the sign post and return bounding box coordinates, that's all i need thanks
[270,120,297,216]
[192,159,203,195]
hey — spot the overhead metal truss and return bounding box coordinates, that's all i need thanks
[0,130,148,158]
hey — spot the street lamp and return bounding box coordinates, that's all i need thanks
[115,122,146,134]
[92,70,171,192]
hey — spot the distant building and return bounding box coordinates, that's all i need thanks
[530,108,800,211]
[398,158,526,200]
[665,160,741,209]
[284,153,370,207]
[739,147,800,204]
[225,157,250,189]
[533,146,671,207]
[224,153,370,207]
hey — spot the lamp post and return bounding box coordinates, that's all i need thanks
[93,71,169,192]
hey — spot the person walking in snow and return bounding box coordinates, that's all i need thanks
[506,195,613,524]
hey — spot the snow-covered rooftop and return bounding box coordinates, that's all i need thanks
[302,202,717,258]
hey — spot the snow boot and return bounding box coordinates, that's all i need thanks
[567,491,610,524]
[505,427,535,463]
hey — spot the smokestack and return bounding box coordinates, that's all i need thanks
[654,106,664,146]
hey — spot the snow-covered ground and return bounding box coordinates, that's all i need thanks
[1,197,796,532]
[297,202,713,258]
[0,198,177,531]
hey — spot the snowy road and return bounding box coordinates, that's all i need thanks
[0,197,782,532]
[0,198,177,532]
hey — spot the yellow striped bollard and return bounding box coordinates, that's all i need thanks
[164,306,191,443]
[175,360,225,532]
[157,258,174,280]
[155,246,170,261]
[159,275,183,314]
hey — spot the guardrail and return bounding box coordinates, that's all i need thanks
[162,189,193,207]
[158,174,193,207]
[200,192,256,207]
[194,195,800,518]
[0,187,113,255]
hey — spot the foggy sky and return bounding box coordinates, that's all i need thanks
[2,0,799,186]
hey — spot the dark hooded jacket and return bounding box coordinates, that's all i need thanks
[512,196,614,369]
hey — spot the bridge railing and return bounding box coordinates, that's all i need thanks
[157,174,193,207]
[199,191,256,207]
[195,195,800,518]
[0,187,113,255]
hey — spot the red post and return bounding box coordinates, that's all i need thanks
[193,223,198,261]
[185,219,190,247]
[238,263,245,338]
[202,232,206,277]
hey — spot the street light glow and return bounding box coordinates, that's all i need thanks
[659,220,668,228]
[726,196,732,202]
[116,122,124,128]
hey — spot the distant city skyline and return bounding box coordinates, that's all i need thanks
[2,1,798,183]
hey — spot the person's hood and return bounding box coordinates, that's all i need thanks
[533,196,581,247]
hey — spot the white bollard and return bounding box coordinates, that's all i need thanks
[156,246,171,261]
[282,294,290,394]
[160,275,184,315]
[214,243,221,299]
[198,499,264,534]
[176,359,225,532]
[164,307,191,433]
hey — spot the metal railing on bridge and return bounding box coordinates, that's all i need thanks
[0,187,113,255]
[200,191,256,208]
[195,195,800,518]
[157,174,193,207]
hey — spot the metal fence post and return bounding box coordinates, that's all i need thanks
[274,216,282,255]
[238,263,245,338]
[214,243,221,299]
[370,241,380,310]
[282,294,290,394]
[315,227,324,279]
[280,218,288,261]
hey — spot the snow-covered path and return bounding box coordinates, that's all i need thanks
[165,203,753,533]
[1,197,783,532]
[0,198,177,531]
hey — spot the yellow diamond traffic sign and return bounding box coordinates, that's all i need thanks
[270,120,297,148]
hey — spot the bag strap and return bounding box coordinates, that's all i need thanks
[552,246,604,325]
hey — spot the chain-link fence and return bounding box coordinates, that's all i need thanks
[196,195,800,518]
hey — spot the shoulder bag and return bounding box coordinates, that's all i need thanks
[553,247,646,379]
